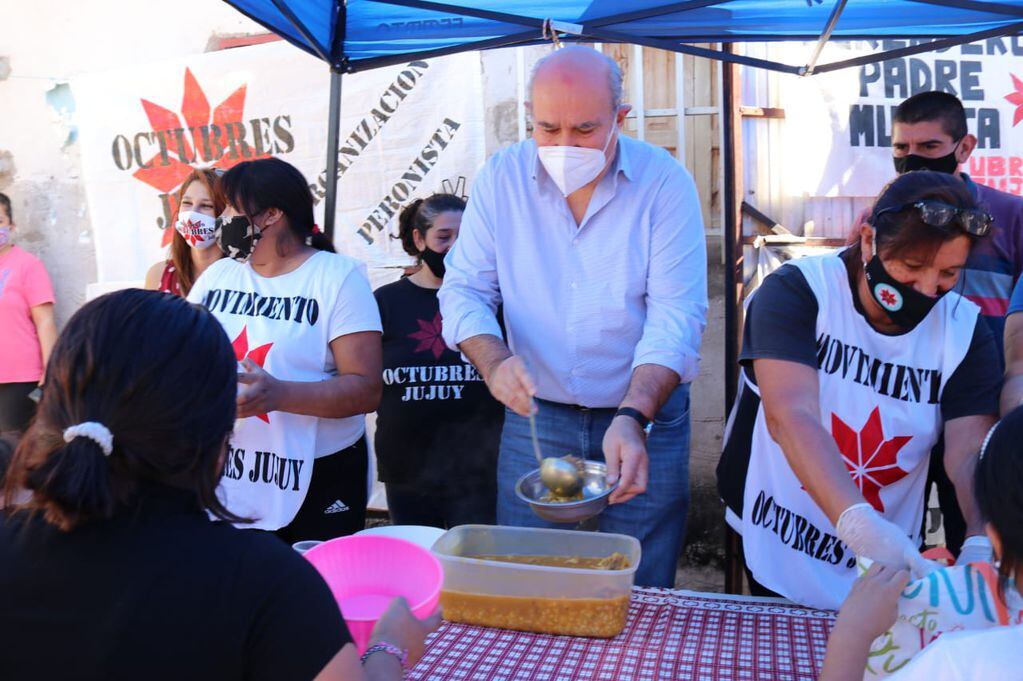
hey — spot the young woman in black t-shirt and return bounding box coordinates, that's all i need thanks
[374,194,503,528]
[0,290,436,680]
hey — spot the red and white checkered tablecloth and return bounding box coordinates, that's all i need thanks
[409,587,836,681]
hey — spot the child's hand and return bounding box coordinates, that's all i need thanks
[834,563,910,641]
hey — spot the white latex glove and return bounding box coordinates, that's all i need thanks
[836,503,937,579]
[955,535,994,566]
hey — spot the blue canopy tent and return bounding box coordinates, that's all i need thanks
[222,0,1023,592]
[223,0,1023,238]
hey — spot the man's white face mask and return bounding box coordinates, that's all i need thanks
[536,123,616,197]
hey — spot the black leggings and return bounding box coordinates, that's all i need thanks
[0,382,37,433]
[274,438,368,545]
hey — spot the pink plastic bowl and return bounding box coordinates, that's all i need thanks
[304,535,443,653]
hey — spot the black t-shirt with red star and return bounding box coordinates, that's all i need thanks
[374,277,503,487]
[717,256,1001,518]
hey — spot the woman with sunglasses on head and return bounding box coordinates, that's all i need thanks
[144,168,225,297]
[188,158,382,543]
[717,170,1002,609]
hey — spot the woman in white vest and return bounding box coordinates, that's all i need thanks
[718,171,1001,609]
[188,158,382,543]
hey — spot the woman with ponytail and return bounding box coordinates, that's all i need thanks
[188,157,382,543]
[374,194,503,527]
[0,289,435,680]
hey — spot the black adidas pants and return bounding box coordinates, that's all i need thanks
[274,437,368,545]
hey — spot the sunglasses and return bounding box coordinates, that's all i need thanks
[872,200,992,237]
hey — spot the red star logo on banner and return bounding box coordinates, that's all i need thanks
[832,408,912,512]
[232,326,274,423]
[1005,73,1023,128]
[133,68,271,246]
[408,312,447,359]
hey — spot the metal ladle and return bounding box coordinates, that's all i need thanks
[528,402,584,497]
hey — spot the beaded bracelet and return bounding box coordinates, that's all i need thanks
[360,641,408,676]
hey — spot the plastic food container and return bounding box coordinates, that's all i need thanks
[432,525,641,638]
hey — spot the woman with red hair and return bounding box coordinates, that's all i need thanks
[144,168,225,297]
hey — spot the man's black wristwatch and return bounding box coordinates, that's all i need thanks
[615,407,652,435]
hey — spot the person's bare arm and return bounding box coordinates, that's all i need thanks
[311,642,407,681]
[754,359,936,576]
[1002,312,1023,416]
[237,331,382,420]
[143,261,165,290]
[820,564,909,681]
[313,645,366,681]
[619,364,679,423]
[314,598,442,681]
[29,303,57,380]
[944,414,995,538]
[603,364,679,504]
[459,333,536,417]
[754,359,862,523]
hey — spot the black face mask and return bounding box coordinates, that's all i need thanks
[863,253,943,331]
[892,139,962,175]
[216,215,262,262]
[421,247,446,278]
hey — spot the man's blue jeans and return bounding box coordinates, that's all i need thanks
[497,384,691,587]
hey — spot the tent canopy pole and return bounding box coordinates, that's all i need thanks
[323,69,344,242]
[812,21,1023,74]
[721,43,745,594]
[803,0,848,75]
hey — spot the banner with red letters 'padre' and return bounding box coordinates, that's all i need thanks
[72,41,485,284]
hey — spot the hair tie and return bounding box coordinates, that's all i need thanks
[979,421,999,460]
[63,422,114,457]
[311,224,321,235]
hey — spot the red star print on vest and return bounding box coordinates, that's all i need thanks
[409,312,447,359]
[232,326,274,423]
[831,407,912,513]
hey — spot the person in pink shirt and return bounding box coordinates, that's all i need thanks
[0,193,57,438]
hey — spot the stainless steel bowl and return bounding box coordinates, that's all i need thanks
[515,460,618,523]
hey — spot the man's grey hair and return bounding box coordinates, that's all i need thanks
[527,48,624,112]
